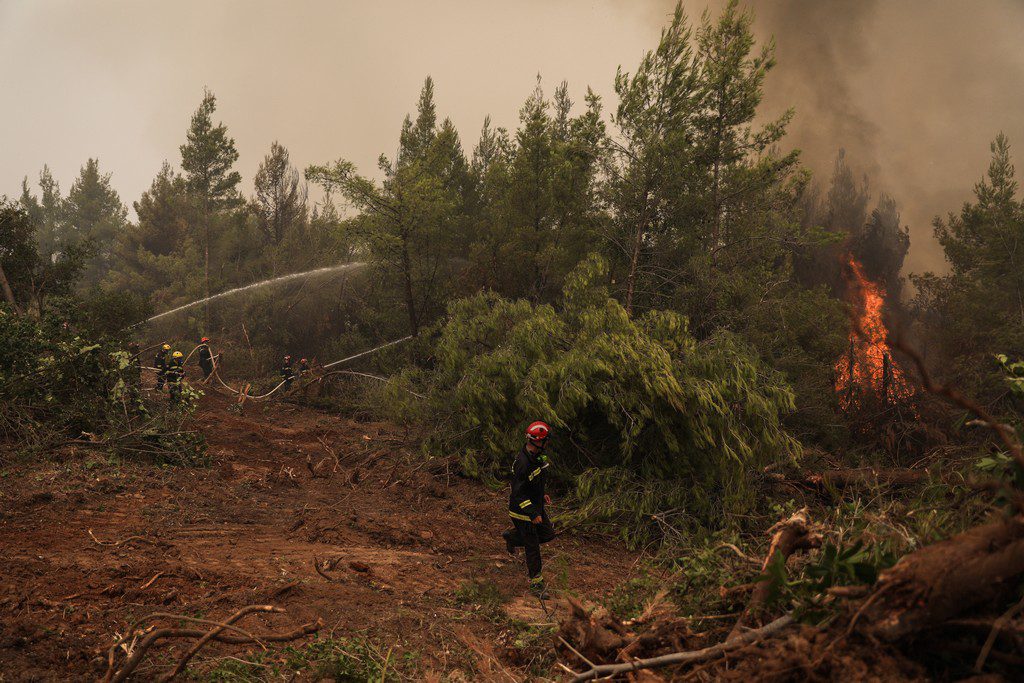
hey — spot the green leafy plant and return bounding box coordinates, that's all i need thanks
[421,254,799,539]
[805,541,894,590]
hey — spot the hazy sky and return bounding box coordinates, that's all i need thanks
[3,0,1024,275]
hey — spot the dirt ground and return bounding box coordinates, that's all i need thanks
[0,390,638,681]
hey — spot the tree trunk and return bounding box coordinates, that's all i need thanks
[861,513,1024,641]
[623,199,652,316]
[709,85,726,252]
[624,225,642,315]
[818,468,926,488]
[400,235,419,337]
[0,261,20,314]
[204,202,211,328]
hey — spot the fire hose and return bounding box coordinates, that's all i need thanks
[144,336,414,403]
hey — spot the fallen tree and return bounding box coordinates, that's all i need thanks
[808,467,927,489]
[860,513,1024,641]
[766,467,928,494]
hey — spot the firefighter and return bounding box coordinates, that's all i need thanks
[167,350,186,402]
[280,355,295,390]
[197,336,215,380]
[502,421,556,596]
[298,357,310,376]
[154,343,171,391]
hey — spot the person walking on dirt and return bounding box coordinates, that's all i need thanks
[167,350,185,402]
[154,343,171,391]
[502,421,556,596]
[197,336,215,380]
[280,355,295,390]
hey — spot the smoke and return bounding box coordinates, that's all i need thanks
[4,1,1024,277]
[746,0,1024,275]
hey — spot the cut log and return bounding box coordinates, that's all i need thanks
[810,468,926,489]
[767,468,927,492]
[861,513,1024,640]
[729,508,820,639]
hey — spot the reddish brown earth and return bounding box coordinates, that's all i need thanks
[0,391,637,680]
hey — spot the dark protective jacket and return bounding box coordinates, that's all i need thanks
[508,446,549,521]
[280,361,294,382]
[166,358,185,383]
[154,349,168,372]
[198,344,213,365]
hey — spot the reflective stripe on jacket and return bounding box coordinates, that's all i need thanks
[508,446,548,521]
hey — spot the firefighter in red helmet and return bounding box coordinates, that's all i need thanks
[197,337,215,380]
[502,420,556,596]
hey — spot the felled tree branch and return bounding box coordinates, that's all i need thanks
[103,605,320,683]
[893,337,1024,472]
[569,614,794,682]
[730,508,820,639]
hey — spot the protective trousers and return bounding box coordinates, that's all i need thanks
[503,510,555,579]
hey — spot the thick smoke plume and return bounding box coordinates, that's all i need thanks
[743,0,1024,274]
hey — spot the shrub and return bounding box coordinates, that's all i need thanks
[0,304,204,464]
[423,254,800,538]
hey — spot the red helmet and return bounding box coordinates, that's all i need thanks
[300,358,308,363]
[525,421,551,443]
[201,336,210,343]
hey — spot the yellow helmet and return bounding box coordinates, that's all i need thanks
[172,350,184,359]
[162,343,171,351]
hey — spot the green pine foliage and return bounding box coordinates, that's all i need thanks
[915,134,1024,402]
[424,254,798,538]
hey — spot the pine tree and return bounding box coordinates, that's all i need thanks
[18,166,65,262]
[693,0,792,249]
[469,80,605,301]
[253,141,307,247]
[854,193,909,296]
[64,158,128,285]
[916,134,1024,398]
[180,89,241,324]
[606,2,699,313]
[105,162,198,306]
[825,149,870,234]
[307,77,467,336]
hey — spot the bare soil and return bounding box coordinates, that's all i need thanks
[0,391,637,680]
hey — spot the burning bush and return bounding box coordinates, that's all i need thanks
[834,254,915,411]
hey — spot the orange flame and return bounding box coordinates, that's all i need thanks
[834,255,913,409]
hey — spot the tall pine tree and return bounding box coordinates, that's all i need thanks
[180,89,241,324]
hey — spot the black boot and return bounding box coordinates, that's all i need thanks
[503,530,517,555]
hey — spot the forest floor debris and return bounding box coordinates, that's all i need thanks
[0,391,633,680]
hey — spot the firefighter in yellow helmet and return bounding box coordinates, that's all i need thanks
[167,350,186,402]
[154,343,171,391]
